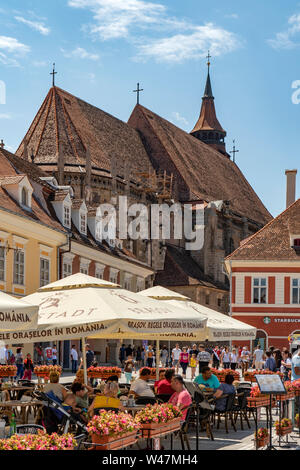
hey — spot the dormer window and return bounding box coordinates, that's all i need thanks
[80,212,87,235]
[63,204,71,228]
[21,187,28,206]
[293,238,300,253]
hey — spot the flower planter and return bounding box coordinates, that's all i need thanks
[256,436,269,448]
[90,432,137,450]
[247,397,269,408]
[140,418,181,438]
[276,425,293,436]
[276,391,295,401]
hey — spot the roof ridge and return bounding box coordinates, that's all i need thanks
[226,197,300,260]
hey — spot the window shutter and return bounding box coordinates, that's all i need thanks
[284,277,291,304]
[244,276,252,304]
[268,277,276,304]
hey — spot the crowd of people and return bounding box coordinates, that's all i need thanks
[118,342,296,381]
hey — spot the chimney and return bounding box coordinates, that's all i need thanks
[285,170,297,208]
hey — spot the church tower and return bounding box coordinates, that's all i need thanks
[190,53,227,156]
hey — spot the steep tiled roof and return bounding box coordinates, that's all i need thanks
[0,148,66,233]
[155,244,227,290]
[16,87,153,178]
[226,198,300,261]
[128,105,272,225]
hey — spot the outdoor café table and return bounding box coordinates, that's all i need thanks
[0,386,34,401]
[0,400,43,424]
[123,405,145,416]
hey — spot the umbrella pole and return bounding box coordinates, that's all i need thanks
[82,336,88,385]
[156,339,160,381]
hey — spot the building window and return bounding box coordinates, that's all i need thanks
[292,279,300,304]
[21,187,28,206]
[13,250,25,285]
[253,278,267,304]
[294,239,300,247]
[63,205,71,228]
[110,270,119,284]
[124,275,132,291]
[80,213,87,235]
[40,258,50,287]
[80,266,88,275]
[217,297,222,308]
[0,247,5,281]
[63,262,72,278]
[205,293,210,305]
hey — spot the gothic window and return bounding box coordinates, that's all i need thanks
[21,187,28,206]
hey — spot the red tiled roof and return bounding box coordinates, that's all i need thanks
[226,198,300,261]
[128,105,272,226]
[0,148,66,233]
[16,87,153,178]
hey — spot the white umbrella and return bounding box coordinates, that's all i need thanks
[140,286,256,342]
[9,274,207,381]
[0,290,38,333]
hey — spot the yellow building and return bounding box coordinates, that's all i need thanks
[0,147,68,355]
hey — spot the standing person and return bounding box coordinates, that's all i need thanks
[124,355,135,384]
[240,347,250,375]
[160,345,169,368]
[125,344,133,359]
[221,347,231,369]
[189,344,199,359]
[85,344,95,369]
[281,351,292,381]
[22,354,34,381]
[5,345,14,365]
[179,347,189,378]
[135,347,142,369]
[291,347,300,382]
[52,344,58,366]
[197,344,211,373]
[264,350,277,372]
[273,349,282,372]
[212,345,221,369]
[44,345,53,365]
[15,347,24,379]
[70,345,78,373]
[172,344,182,374]
[119,344,126,368]
[189,353,197,380]
[146,345,154,368]
[253,344,264,370]
[230,348,238,371]
[35,344,44,365]
[0,343,6,365]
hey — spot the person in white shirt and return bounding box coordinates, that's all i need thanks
[241,347,250,375]
[70,345,78,373]
[230,349,238,371]
[253,345,264,370]
[172,344,182,373]
[130,368,155,398]
[0,344,6,365]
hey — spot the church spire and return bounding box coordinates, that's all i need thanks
[190,52,228,157]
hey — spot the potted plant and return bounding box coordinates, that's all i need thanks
[274,418,293,436]
[0,431,76,450]
[247,384,269,407]
[292,379,300,396]
[87,410,140,450]
[135,403,182,438]
[254,428,269,448]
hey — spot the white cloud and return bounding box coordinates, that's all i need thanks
[0,36,30,67]
[32,60,48,67]
[61,47,100,60]
[225,13,239,20]
[0,113,12,120]
[268,13,300,50]
[171,112,189,127]
[15,16,50,36]
[68,0,180,40]
[136,23,241,63]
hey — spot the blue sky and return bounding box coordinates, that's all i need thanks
[0,0,299,217]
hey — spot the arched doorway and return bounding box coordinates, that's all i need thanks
[253,330,268,351]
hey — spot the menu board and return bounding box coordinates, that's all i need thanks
[255,374,286,394]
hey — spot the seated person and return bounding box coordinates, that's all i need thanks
[193,366,220,392]
[71,381,93,411]
[213,374,236,412]
[168,375,192,420]
[129,367,155,399]
[88,382,123,416]
[44,371,68,402]
[154,370,165,394]
[157,369,175,396]
[62,392,88,422]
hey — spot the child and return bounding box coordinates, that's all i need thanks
[189,353,197,380]
[23,354,34,381]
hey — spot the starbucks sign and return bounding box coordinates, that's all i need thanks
[263,317,271,325]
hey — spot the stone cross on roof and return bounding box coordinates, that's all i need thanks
[0,139,4,149]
